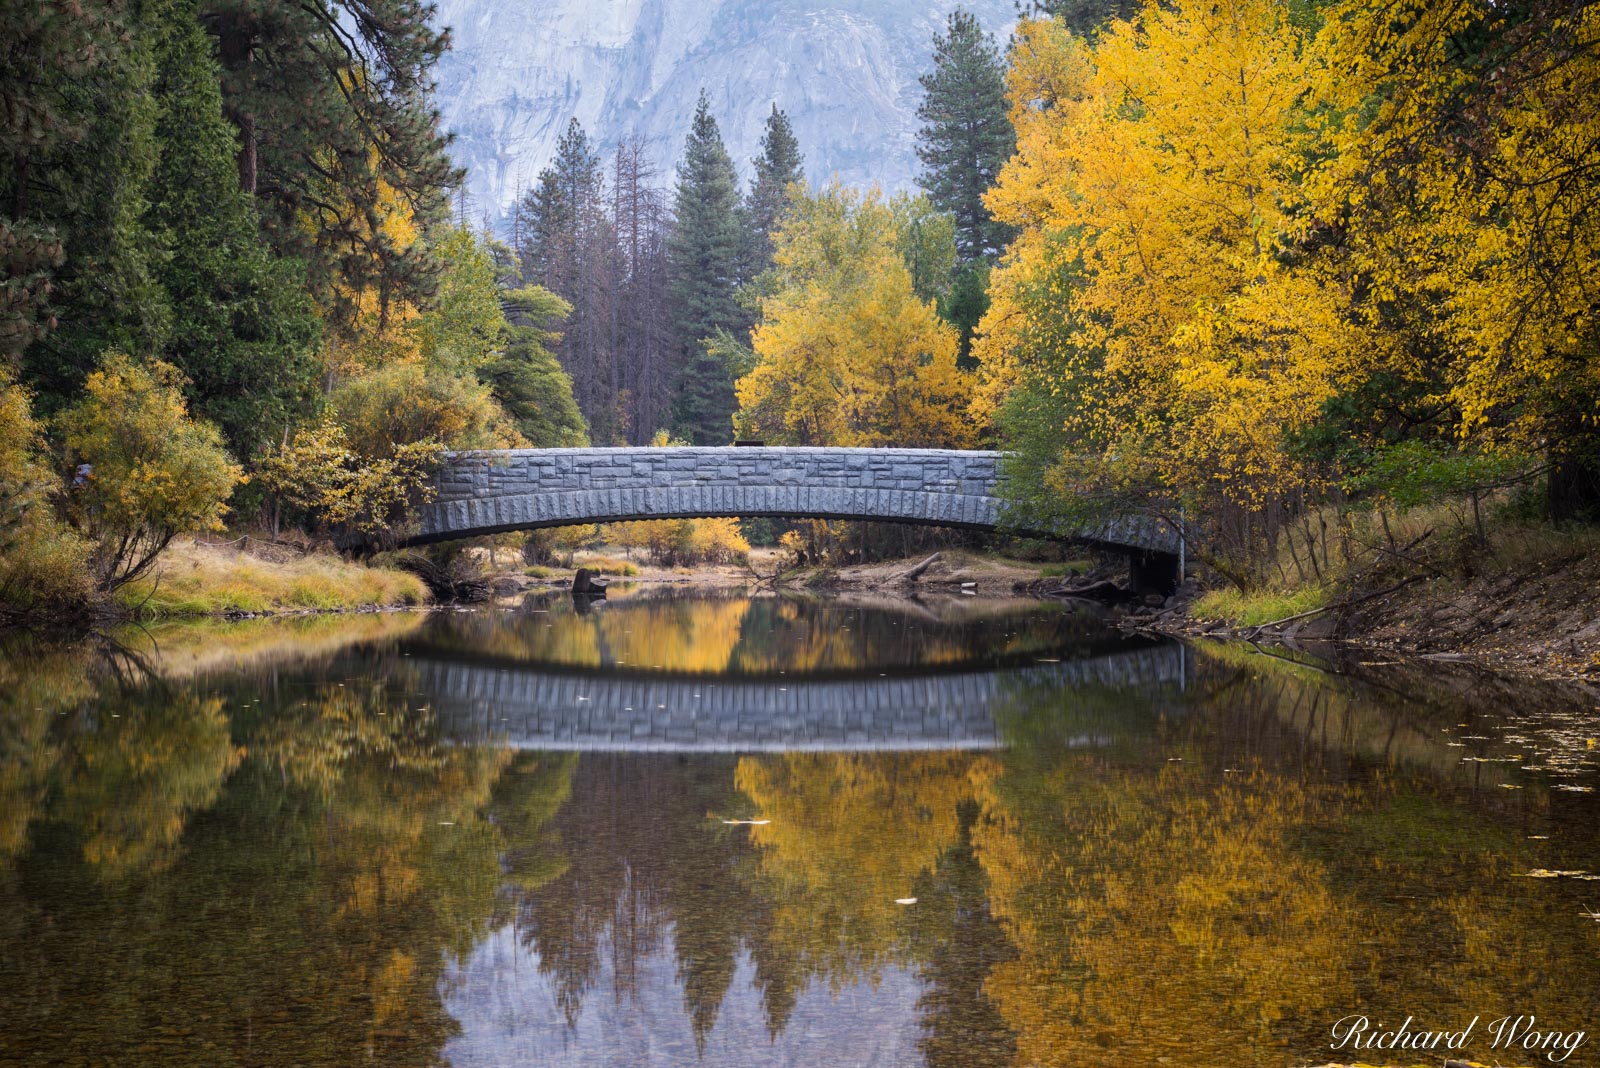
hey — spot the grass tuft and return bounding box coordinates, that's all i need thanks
[574,555,641,576]
[1039,560,1096,578]
[1192,584,1330,627]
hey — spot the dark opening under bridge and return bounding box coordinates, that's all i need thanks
[410,447,1182,586]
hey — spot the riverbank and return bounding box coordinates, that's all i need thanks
[744,529,1600,684]
[1144,523,1600,684]
[116,539,429,620]
[788,549,1089,597]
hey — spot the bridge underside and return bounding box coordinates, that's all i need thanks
[409,485,1014,543]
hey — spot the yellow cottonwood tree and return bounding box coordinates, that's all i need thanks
[976,4,1366,536]
[1307,0,1600,513]
[735,186,975,449]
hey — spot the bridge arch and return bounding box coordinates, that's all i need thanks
[409,446,1180,564]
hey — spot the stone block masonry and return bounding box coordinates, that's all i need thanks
[411,446,1181,556]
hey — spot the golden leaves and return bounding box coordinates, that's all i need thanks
[976,0,1367,512]
[736,185,976,450]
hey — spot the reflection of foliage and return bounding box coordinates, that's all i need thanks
[0,637,241,874]
[973,755,1361,1065]
[5,621,1600,1066]
[54,687,242,874]
[418,593,1100,677]
[735,753,998,989]
[905,800,1017,1068]
[0,641,94,859]
[488,751,578,893]
[975,645,1600,1065]
[512,755,744,1028]
[0,638,573,1068]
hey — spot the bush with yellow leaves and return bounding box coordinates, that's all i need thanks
[58,354,241,592]
[0,370,92,620]
[256,419,443,549]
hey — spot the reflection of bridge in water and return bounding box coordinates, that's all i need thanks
[423,644,1187,752]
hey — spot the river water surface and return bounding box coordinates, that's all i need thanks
[2,590,1598,1067]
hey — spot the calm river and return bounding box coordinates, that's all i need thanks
[2,590,1597,1067]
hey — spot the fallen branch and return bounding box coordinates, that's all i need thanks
[890,552,941,584]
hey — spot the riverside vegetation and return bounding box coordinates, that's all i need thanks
[3,0,1598,649]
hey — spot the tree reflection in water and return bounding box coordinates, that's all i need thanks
[0,605,1597,1068]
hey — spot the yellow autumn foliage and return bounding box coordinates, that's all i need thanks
[736,185,975,449]
[1307,0,1600,453]
[976,4,1363,511]
[58,353,242,591]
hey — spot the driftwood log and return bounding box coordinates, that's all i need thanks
[890,552,942,585]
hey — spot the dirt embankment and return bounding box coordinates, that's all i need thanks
[1159,549,1600,684]
[1334,553,1600,680]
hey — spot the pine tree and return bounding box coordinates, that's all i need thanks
[1,0,166,395]
[202,0,461,330]
[517,120,605,295]
[1018,0,1140,39]
[667,92,745,446]
[915,9,1016,262]
[744,105,804,276]
[145,0,319,459]
[513,120,620,442]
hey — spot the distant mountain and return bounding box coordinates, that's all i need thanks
[431,0,1016,231]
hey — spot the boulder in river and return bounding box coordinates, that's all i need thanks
[571,567,608,597]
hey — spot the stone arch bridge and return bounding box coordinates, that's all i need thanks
[410,447,1181,586]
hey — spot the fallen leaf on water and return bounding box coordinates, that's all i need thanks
[1518,869,1593,879]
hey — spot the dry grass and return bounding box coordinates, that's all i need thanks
[118,540,428,619]
[1192,584,1331,626]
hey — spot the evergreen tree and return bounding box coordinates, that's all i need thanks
[516,120,604,294]
[667,92,745,445]
[915,9,1016,262]
[744,105,804,276]
[202,0,461,332]
[513,120,619,442]
[145,0,319,459]
[1,0,166,396]
[484,286,587,448]
[1018,0,1140,39]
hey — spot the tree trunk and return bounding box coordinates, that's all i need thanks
[213,12,257,195]
[1548,446,1600,522]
